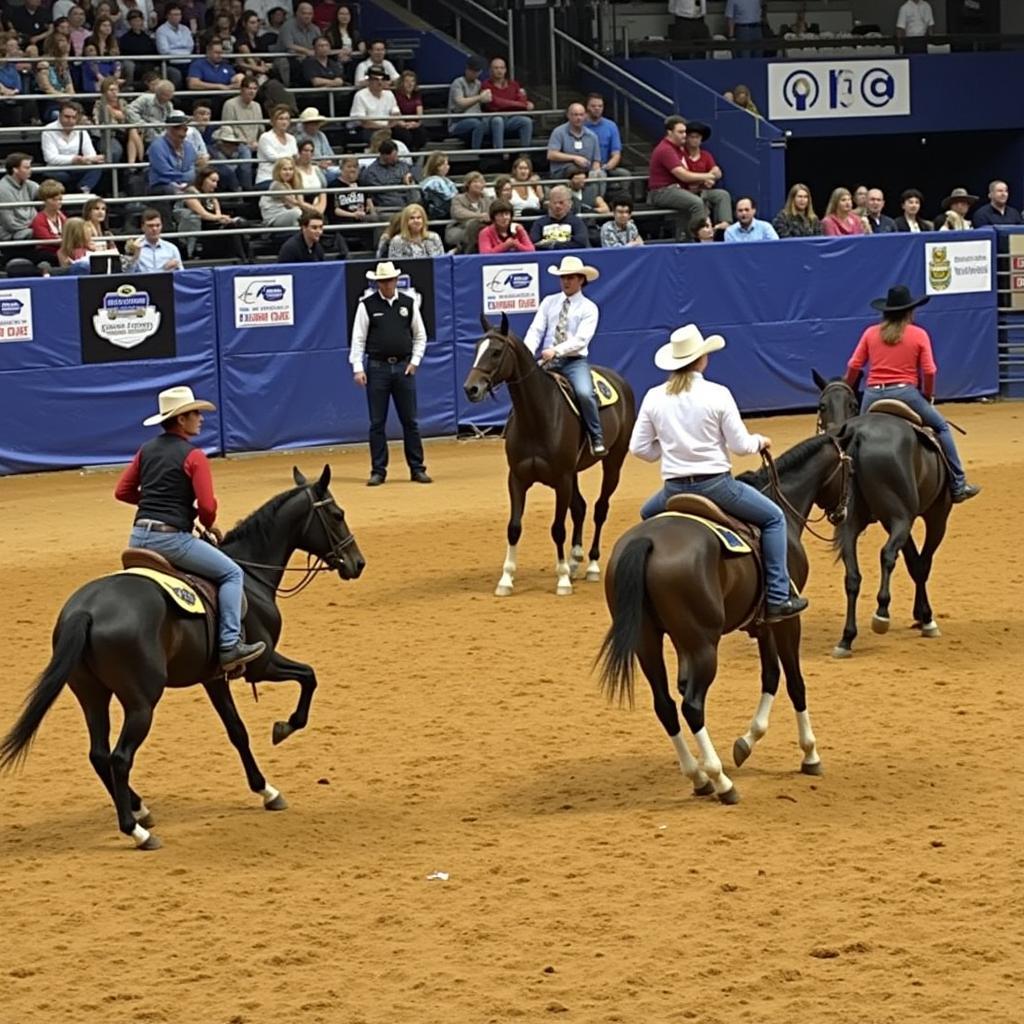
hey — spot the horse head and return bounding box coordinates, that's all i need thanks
[464,312,516,403]
[812,369,859,435]
[291,465,366,580]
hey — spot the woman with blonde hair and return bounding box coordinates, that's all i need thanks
[83,197,118,253]
[821,187,866,236]
[509,154,544,215]
[419,151,458,220]
[772,182,821,237]
[57,217,91,268]
[259,157,320,228]
[388,202,444,258]
[256,105,297,187]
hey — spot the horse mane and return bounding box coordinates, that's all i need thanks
[737,433,833,489]
[222,485,305,548]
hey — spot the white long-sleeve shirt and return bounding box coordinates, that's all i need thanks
[41,125,97,166]
[523,289,598,358]
[349,292,427,374]
[629,373,766,479]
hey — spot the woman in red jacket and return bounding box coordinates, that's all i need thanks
[845,285,980,503]
[477,199,535,254]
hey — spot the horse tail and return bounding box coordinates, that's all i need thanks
[597,536,654,708]
[0,610,91,771]
[833,423,862,560]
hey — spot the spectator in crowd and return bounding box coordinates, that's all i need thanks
[358,127,410,169]
[481,56,534,152]
[419,151,458,221]
[680,121,731,229]
[118,8,157,86]
[772,182,821,237]
[57,216,92,271]
[894,189,933,232]
[567,168,609,216]
[447,170,490,250]
[293,108,339,184]
[584,92,630,189]
[852,184,869,216]
[177,166,250,262]
[725,0,763,58]
[358,138,416,210]
[822,187,866,236]
[66,6,90,56]
[0,152,39,243]
[477,199,535,254]
[600,195,643,248]
[510,154,544,216]
[275,1,319,84]
[4,0,52,50]
[262,7,289,47]
[669,0,711,54]
[221,76,263,150]
[256,103,297,186]
[209,123,251,191]
[301,33,344,88]
[81,15,121,94]
[864,189,897,233]
[83,197,118,254]
[334,155,375,248]
[190,101,215,150]
[41,101,105,195]
[325,4,364,74]
[547,102,604,184]
[294,138,328,214]
[35,34,75,116]
[447,55,490,151]
[260,156,320,227]
[155,4,195,88]
[187,39,243,114]
[392,69,428,152]
[0,37,26,129]
[29,179,67,258]
[647,115,706,240]
[896,0,934,54]
[126,77,176,148]
[938,187,976,231]
[375,210,403,257]
[94,76,136,164]
[353,38,398,87]
[730,83,760,116]
[692,216,717,242]
[724,196,779,242]
[487,174,514,206]
[124,208,183,271]
[233,11,270,82]
[530,184,589,250]
[388,203,444,258]
[972,180,1023,227]
[279,209,327,262]
[147,111,199,205]
[351,66,400,142]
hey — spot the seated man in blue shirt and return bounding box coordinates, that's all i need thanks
[724,196,779,242]
[529,185,590,250]
[125,209,183,273]
[547,102,605,187]
[585,92,631,191]
[972,180,1024,228]
[187,40,243,115]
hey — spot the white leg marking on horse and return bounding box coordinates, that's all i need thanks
[569,545,585,579]
[739,692,775,756]
[694,726,734,798]
[495,544,517,596]
[585,559,601,582]
[796,709,820,767]
[132,802,151,824]
[555,560,573,595]
[921,620,941,638]
[131,824,151,847]
[261,784,280,806]
[671,732,710,790]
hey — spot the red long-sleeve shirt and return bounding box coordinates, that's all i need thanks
[845,322,937,398]
[482,78,531,112]
[477,223,535,253]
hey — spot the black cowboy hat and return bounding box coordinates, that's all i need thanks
[870,285,929,314]
[685,121,711,141]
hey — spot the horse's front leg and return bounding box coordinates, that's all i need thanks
[733,631,781,768]
[568,478,586,578]
[496,472,529,597]
[551,478,573,595]
[252,651,317,745]
[834,520,865,658]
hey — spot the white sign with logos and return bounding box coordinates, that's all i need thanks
[234,273,295,328]
[768,59,910,120]
[481,262,540,315]
[92,283,162,349]
[0,287,33,342]
[925,239,992,296]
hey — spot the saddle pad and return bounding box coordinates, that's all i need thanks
[554,369,620,415]
[119,567,206,615]
[656,511,752,555]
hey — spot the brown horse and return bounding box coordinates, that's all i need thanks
[597,435,851,803]
[463,313,637,596]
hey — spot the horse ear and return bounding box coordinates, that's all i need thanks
[480,313,491,333]
[500,312,509,336]
[812,369,829,391]
[317,464,331,491]
[292,466,307,486]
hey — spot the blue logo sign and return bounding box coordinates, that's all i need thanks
[490,271,532,291]
[0,297,24,317]
[782,70,820,112]
[103,289,150,318]
[238,279,289,303]
[859,66,897,107]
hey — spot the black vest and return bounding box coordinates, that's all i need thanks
[135,433,198,532]
[363,292,415,360]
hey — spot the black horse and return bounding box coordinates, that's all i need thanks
[0,466,365,850]
[812,371,950,656]
[598,435,851,804]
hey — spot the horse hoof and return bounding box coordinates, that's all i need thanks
[585,569,601,582]
[556,585,573,597]
[800,760,824,776]
[921,621,941,638]
[732,737,751,768]
[135,811,155,829]
[494,585,513,597]
[831,645,853,659]
[717,785,740,806]
[871,614,890,634]
[137,834,162,851]
[264,793,289,811]
[272,721,294,745]
[693,780,716,797]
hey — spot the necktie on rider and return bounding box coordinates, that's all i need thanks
[555,296,570,347]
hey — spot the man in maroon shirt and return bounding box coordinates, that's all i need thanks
[681,122,732,230]
[647,115,707,240]
[115,386,266,670]
[481,56,534,151]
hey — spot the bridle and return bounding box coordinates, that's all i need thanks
[761,435,853,543]
[816,380,858,435]
[475,331,539,396]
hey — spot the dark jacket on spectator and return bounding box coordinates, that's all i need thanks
[865,213,898,234]
[279,231,325,263]
[529,211,589,249]
[771,211,822,238]
[894,215,934,232]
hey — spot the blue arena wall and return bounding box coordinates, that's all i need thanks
[0,231,999,475]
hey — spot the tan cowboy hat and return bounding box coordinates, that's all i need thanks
[212,124,245,144]
[298,106,327,123]
[547,255,599,282]
[941,187,979,210]
[654,323,725,371]
[142,386,215,427]
[365,260,402,281]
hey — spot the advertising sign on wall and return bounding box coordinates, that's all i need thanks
[79,275,177,363]
[233,273,295,329]
[481,262,540,316]
[768,59,910,120]
[0,288,33,342]
[924,240,992,296]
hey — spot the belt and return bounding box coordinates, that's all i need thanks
[134,519,182,533]
[868,383,909,390]
[369,355,410,365]
[670,471,728,485]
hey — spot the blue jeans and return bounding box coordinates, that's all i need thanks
[128,525,245,650]
[366,357,425,477]
[733,23,763,58]
[49,166,103,194]
[549,356,603,447]
[450,118,485,151]
[640,472,791,605]
[491,115,533,151]
[860,384,966,490]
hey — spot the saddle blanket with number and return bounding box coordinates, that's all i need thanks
[554,369,620,415]
[119,567,207,614]
[656,511,753,555]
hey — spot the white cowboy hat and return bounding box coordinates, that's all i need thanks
[654,323,726,371]
[142,386,216,427]
[547,255,599,282]
[212,124,245,144]
[365,260,402,281]
[297,106,327,123]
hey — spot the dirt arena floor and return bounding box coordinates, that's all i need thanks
[1,402,1021,1024]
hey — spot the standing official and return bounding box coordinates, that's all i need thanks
[350,261,432,486]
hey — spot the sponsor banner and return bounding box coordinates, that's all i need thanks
[481,262,540,315]
[79,275,176,363]
[768,60,910,120]
[233,273,294,328]
[344,258,436,339]
[925,240,992,296]
[0,287,33,342]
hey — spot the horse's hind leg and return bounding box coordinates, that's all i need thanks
[109,696,161,850]
[496,473,529,597]
[586,451,624,582]
[873,517,912,634]
[679,643,738,804]
[733,631,781,768]
[773,616,821,775]
[906,503,949,638]
[203,680,287,811]
[568,479,586,579]
[551,478,573,596]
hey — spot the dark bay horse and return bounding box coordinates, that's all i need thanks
[0,466,365,850]
[813,371,951,656]
[598,435,851,803]
[463,313,636,596]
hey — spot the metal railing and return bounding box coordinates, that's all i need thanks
[400,0,514,75]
